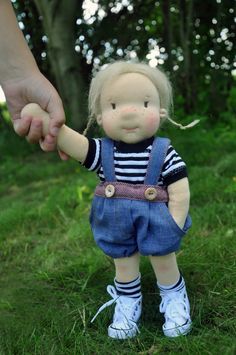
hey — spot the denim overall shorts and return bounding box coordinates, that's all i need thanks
[89,137,191,259]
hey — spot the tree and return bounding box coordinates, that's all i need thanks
[33,0,88,131]
[12,0,236,129]
[12,0,89,130]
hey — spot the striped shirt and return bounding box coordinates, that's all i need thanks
[83,137,187,186]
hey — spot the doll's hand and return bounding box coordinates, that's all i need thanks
[167,178,190,230]
[21,103,51,137]
[21,103,69,159]
[170,214,185,229]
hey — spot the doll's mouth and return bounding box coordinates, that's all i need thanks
[123,127,138,132]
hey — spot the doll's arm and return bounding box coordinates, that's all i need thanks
[21,103,88,163]
[167,177,190,229]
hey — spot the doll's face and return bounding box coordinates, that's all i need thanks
[98,73,161,144]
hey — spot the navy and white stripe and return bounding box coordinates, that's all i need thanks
[88,138,101,171]
[83,138,187,186]
[112,147,151,184]
[157,274,185,294]
[115,275,142,299]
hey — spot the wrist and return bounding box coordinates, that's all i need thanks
[0,0,39,85]
[1,64,39,87]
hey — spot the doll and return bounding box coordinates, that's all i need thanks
[21,61,199,340]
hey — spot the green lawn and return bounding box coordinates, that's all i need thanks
[0,124,236,354]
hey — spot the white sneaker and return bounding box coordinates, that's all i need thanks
[91,285,142,339]
[159,286,192,337]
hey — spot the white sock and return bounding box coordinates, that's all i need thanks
[157,274,185,294]
[114,274,142,298]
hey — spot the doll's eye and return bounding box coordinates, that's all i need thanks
[144,101,149,108]
[111,103,116,110]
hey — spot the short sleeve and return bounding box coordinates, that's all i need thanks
[161,145,188,186]
[82,138,101,171]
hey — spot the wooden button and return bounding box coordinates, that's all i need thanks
[105,184,115,198]
[145,187,157,201]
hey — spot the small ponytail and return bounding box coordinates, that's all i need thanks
[160,109,200,130]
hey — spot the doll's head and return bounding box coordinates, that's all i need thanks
[85,61,172,142]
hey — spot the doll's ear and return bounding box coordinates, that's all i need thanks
[96,114,102,125]
[160,108,167,119]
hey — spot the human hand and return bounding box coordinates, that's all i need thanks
[2,70,68,158]
[21,103,88,163]
[21,103,51,135]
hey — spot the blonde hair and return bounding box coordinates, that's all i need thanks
[84,61,199,135]
[84,61,172,135]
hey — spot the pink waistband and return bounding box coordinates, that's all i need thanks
[94,182,169,202]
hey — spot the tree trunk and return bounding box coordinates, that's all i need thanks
[178,0,193,112]
[161,0,173,72]
[209,1,224,119]
[33,0,87,131]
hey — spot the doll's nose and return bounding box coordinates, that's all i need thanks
[121,106,138,119]
[121,106,137,114]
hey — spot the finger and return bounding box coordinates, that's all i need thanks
[39,134,57,152]
[58,149,70,161]
[26,118,43,144]
[13,116,32,137]
[46,96,66,137]
[39,138,45,151]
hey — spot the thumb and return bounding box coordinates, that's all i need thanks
[46,94,66,137]
[58,149,70,161]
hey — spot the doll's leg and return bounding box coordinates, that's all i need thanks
[149,253,192,337]
[99,253,142,339]
[114,252,140,282]
[91,253,142,339]
[149,252,180,285]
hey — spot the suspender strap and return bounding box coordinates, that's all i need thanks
[101,138,116,182]
[101,137,170,185]
[144,137,170,185]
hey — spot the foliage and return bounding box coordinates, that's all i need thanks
[11,0,48,74]
[0,102,11,124]
[0,121,236,353]
[226,85,236,114]
[0,103,38,158]
[9,0,235,129]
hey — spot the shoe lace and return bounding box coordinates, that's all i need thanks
[160,292,189,321]
[91,285,140,333]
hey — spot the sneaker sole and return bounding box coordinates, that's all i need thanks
[108,325,139,339]
[163,321,192,338]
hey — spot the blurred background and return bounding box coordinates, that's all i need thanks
[0,0,235,131]
[0,2,236,353]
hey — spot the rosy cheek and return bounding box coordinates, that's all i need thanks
[101,113,115,135]
[145,112,160,132]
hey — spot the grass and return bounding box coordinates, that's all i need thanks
[0,123,236,354]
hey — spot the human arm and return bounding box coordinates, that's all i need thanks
[0,0,65,151]
[21,103,89,163]
[167,178,190,229]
